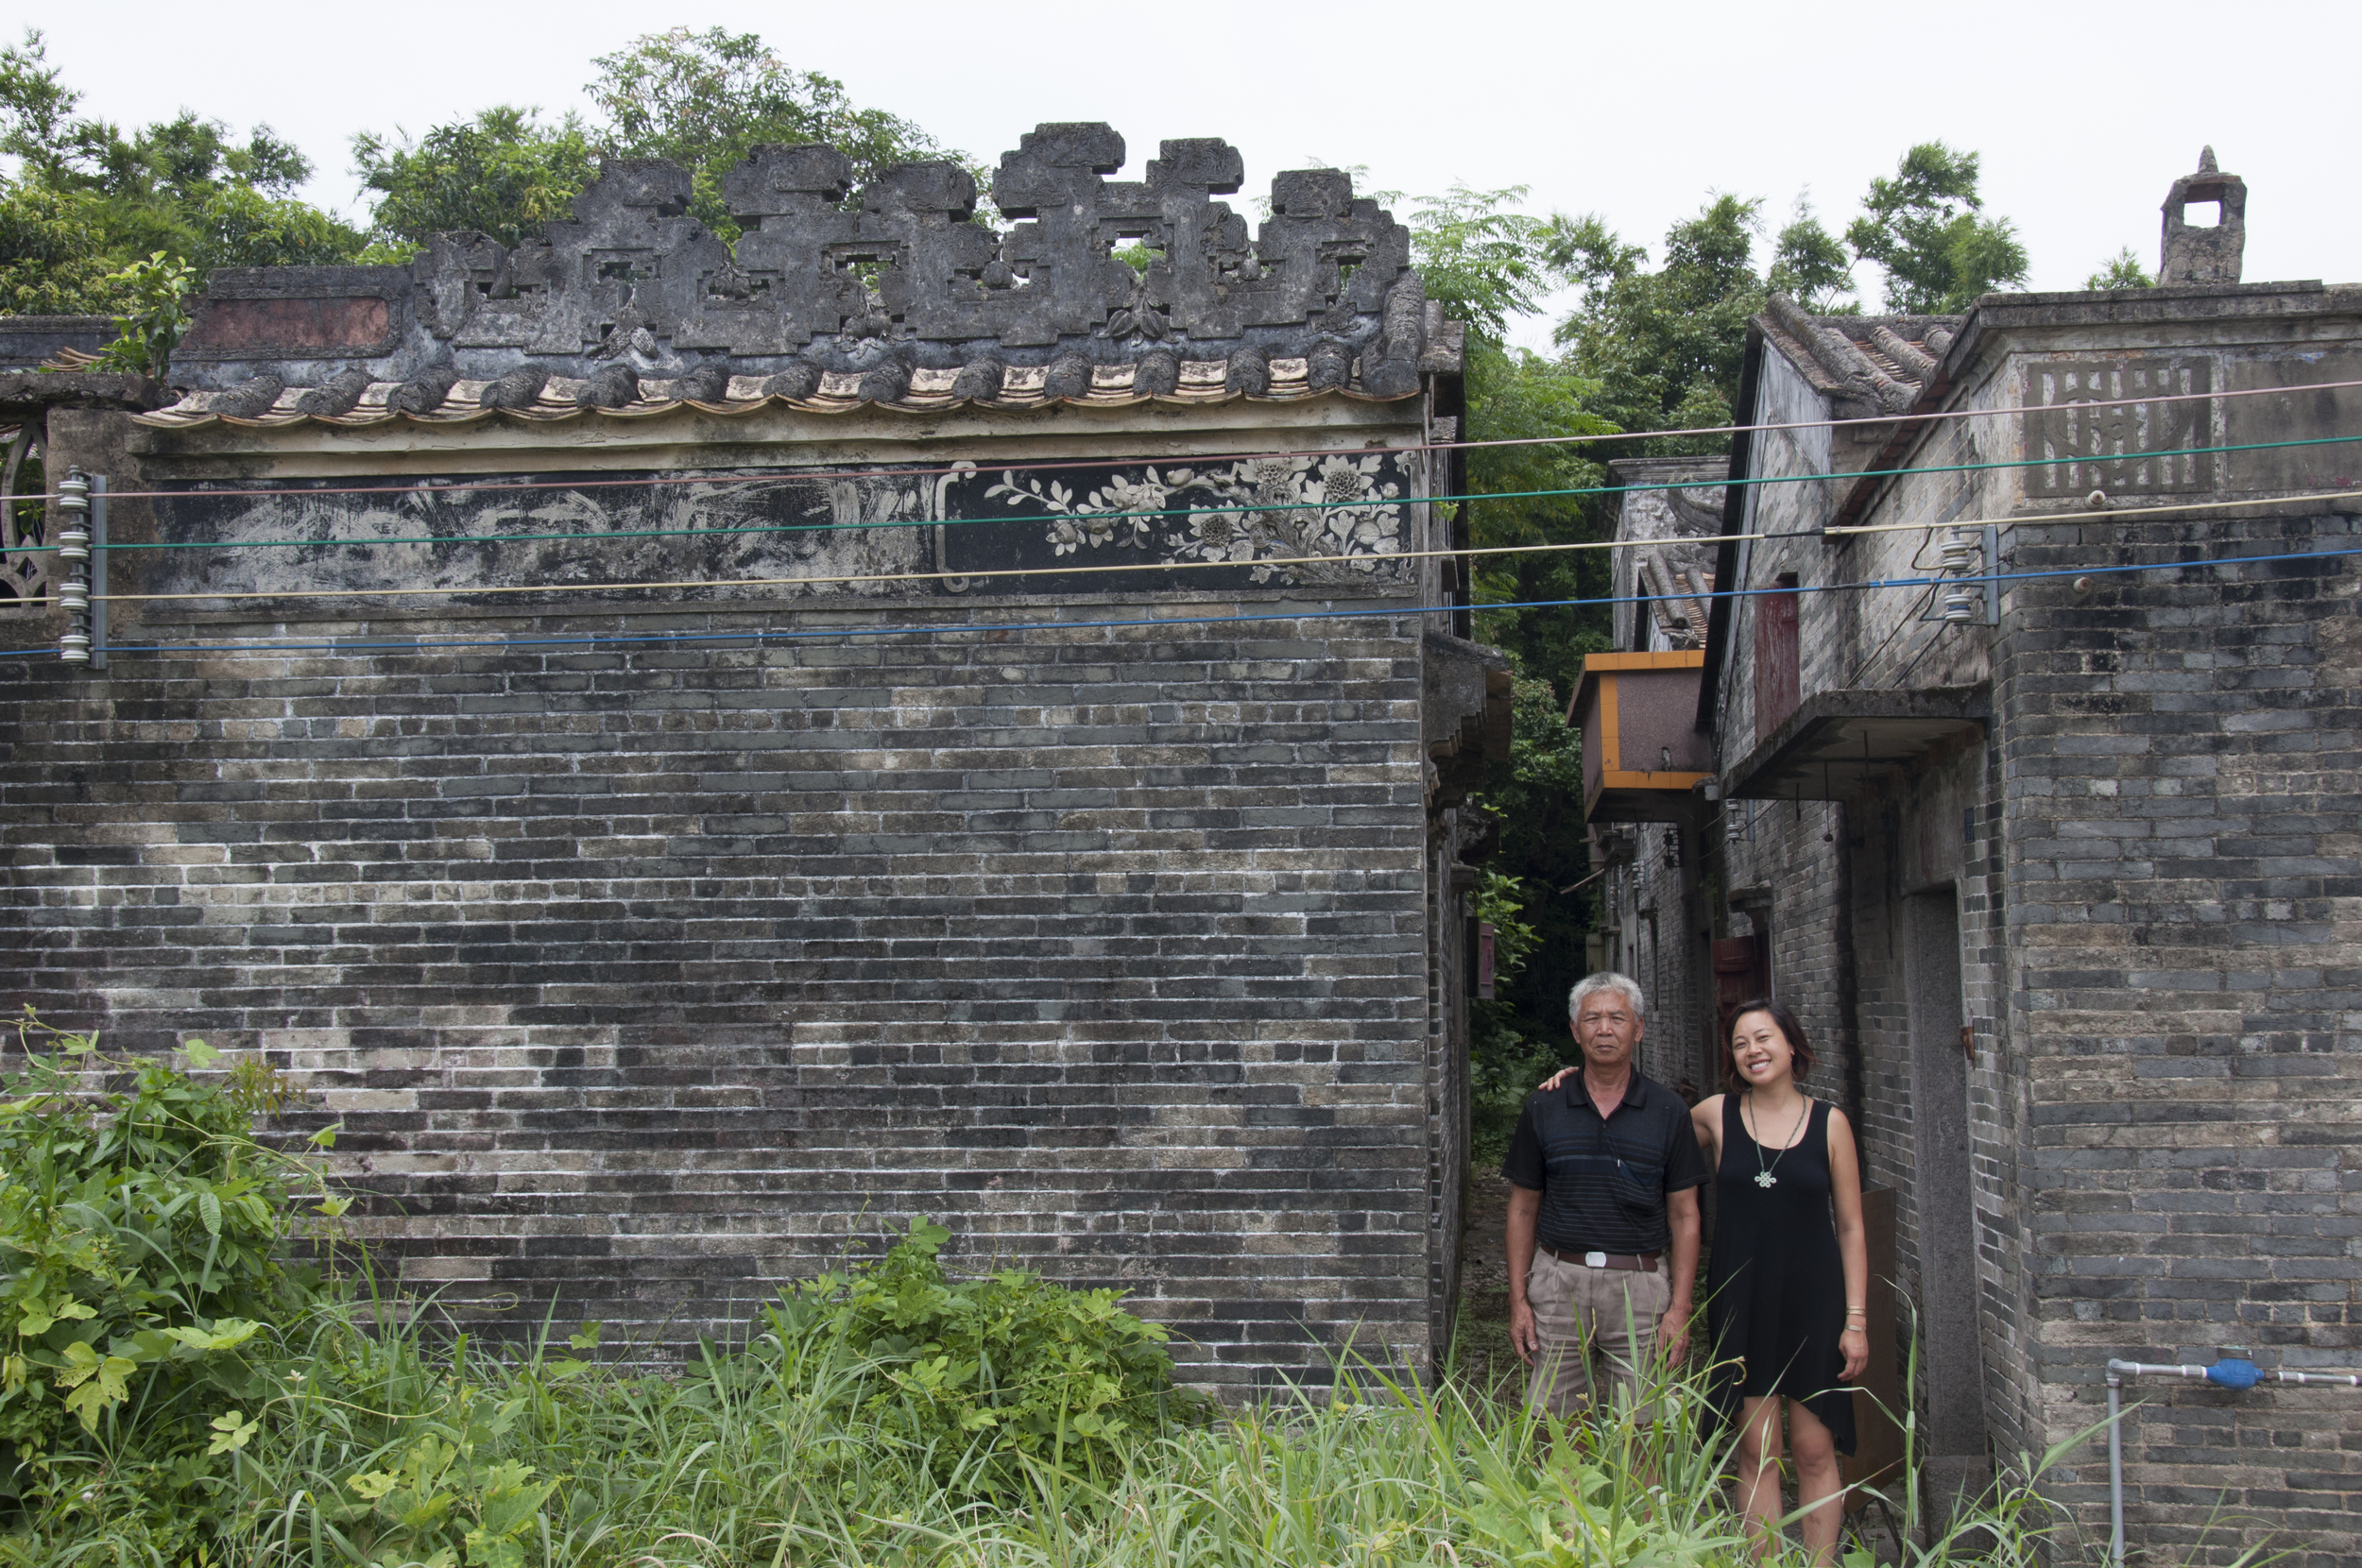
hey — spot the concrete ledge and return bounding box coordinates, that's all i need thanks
[1725,684,1989,801]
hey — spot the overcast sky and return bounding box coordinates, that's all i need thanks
[15,0,2353,351]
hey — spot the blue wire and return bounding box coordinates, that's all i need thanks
[2,540,2352,661]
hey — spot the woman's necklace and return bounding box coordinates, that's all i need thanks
[1746,1090,1811,1188]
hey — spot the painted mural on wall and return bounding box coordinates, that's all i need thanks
[139,452,1416,607]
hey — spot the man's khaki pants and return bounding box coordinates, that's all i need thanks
[1524,1249,1670,1421]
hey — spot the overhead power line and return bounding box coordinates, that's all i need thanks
[7,540,2351,665]
[26,433,2358,556]
[84,485,2362,607]
[11,375,2357,506]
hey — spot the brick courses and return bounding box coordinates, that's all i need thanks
[1,593,1483,1388]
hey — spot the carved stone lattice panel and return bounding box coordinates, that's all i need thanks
[2022,360,2215,498]
[1,427,49,611]
[167,124,1443,402]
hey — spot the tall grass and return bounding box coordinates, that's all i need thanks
[0,1023,2273,1568]
[5,1276,2175,1568]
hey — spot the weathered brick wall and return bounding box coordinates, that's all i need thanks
[0,379,1506,1390]
[2003,499,2362,1564]
[0,600,1446,1386]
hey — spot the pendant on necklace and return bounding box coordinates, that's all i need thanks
[1754,1171,1777,1188]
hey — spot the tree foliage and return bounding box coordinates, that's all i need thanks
[1845,141,2028,313]
[0,28,365,320]
[87,251,193,376]
[589,27,973,242]
[351,29,976,253]
[1407,183,1556,348]
[353,108,599,252]
[2086,245,2154,290]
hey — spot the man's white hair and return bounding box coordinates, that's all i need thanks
[1569,971,1646,1021]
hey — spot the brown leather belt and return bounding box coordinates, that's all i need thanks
[1540,1245,1661,1272]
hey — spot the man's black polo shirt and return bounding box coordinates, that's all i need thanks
[1502,1070,1708,1256]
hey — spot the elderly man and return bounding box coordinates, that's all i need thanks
[1504,971,1706,1420]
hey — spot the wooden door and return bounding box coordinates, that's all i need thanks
[1754,580,1799,741]
[1710,933,1770,1086]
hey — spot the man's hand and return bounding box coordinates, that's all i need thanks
[1510,1295,1540,1365]
[1657,1302,1690,1364]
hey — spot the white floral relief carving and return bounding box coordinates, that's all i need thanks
[985,454,1405,583]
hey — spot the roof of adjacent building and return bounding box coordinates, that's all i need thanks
[1754,294,1962,419]
[145,121,1463,432]
[1609,457,1723,652]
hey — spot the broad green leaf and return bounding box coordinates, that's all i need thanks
[464,1532,524,1568]
[310,1125,339,1149]
[393,1491,454,1531]
[197,1189,224,1236]
[163,1317,262,1353]
[180,1038,219,1066]
[207,1408,260,1454]
[54,1340,102,1389]
[58,1349,134,1430]
[566,1321,602,1351]
[347,1470,400,1501]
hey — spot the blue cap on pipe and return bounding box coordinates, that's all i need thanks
[2206,1356,2261,1390]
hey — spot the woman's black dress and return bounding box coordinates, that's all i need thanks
[1704,1095,1857,1454]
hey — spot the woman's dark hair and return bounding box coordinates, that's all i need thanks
[1723,997,1815,1089]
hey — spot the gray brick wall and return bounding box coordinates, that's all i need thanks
[2003,503,2362,1561]
[2,400,1498,1391]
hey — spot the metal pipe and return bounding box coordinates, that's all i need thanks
[2105,1353,2362,1568]
[89,473,106,670]
[2107,1369,2125,1568]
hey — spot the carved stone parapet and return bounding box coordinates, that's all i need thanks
[166,123,1461,411]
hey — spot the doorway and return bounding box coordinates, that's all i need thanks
[1710,928,1771,1091]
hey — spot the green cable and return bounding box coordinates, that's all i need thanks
[79,430,2362,552]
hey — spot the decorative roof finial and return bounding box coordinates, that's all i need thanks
[2159,146,2246,286]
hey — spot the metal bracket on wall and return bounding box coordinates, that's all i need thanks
[89,474,106,671]
[1920,522,2001,627]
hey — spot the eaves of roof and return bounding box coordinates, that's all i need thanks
[135,356,1415,432]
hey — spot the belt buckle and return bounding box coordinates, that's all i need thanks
[1583,1251,1608,1269]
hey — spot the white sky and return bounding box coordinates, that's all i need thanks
[13,0,2355,352]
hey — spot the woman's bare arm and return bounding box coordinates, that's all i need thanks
[1828,1107,1870,1381]
[1692,1092,1724,1171]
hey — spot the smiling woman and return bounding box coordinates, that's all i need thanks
[1694,999,1867,1566]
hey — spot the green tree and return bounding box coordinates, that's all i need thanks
[0,184,124,313]
[1845,141,2028,313]
[0,27,364,303]
[89,251,193,376]
[1549,194,1794,447]
[588,27,973,240]
[1407,183,1555,346]
[1768,196,1856,313]
[353,107,599,252]
[2085,245,2154,290]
